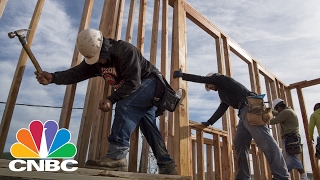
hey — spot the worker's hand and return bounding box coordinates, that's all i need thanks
[173,69,183,78]
[201,121,211,127]
[99,98,112,112]
[34,71,52,85]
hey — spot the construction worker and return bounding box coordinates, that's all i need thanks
[308,103,320,158]
[35,28,178,175]
[270,98,309,180]
[172,70,290,180]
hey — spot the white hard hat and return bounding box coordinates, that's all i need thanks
[76,28,103,65]
[205,73,214,91]
[272,98,284,109]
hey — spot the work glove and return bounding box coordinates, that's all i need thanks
[173,69,183,78]
[201,121,211,127]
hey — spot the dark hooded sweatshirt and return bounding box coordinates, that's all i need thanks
[182,73,252,125]
[51,38,161,104]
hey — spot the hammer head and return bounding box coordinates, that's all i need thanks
[8,29,30,39]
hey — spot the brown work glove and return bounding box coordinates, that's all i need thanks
[99,98,112,112]
[34,71,52,85]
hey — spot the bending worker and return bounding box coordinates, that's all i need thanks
[172,70,289,180]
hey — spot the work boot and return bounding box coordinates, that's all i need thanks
[158,162,178,175]
[86,156,127,171]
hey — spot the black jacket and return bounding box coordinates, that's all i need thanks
[182,73,251,124]
[51,38,161,104]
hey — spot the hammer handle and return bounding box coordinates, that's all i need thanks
[22,44,49,85]
[22,44,42,72]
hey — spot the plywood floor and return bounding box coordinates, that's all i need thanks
[0,159,191,180]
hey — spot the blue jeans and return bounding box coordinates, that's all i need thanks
[106,75,174,167]
[234,106,289,180]
[281,139,303,172]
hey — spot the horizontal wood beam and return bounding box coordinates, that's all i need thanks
[191,135,220,147]
[227,39,252,64]
[189,120,228,137]
[183,2,220,38]
[288,78,320,89]
[256,62,275,81]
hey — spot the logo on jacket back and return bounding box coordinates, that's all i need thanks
[101,67,123,89]
[9,120,78,172]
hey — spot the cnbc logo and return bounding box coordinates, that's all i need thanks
[9,120,78,172]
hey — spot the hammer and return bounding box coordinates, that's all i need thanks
[8,29,48,84]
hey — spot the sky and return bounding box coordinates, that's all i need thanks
[0,0,319,174]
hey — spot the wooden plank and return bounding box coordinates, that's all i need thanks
[285,88,294,109]
[191,135,215,146]
[59,0,94,130]
[98,86,113,159]
[115,0,125,40]
[288,78,320,89]
[279,83,287,103]
[159,0,169,146]
[214,34,224,69]
[100,0,118,37]
[222,35,232,77]
[75,78,104,167]
[0,168,124,180]
[136,0,146,54]
[227,39,252,64]
[213,134,222,180]
[258,148,269,180]
[0,0,8,18]
[0,0,45,156]
[296,87,320,178]
[273,80,284,147]
[196,130,205,180]
[128,127,139,172]
[250,144,261,180]
[188,131,193,179]
[252,60,261,94]
[149,0,160,65]
[139,137,148,173]
[88,104,103,160]
[264,78,272,108]
[182,1,220,38]
[128,0,147,173]
[74,78,92,166]
[96,0,122,160]
[222,136,232,179]
[269,80,281,145]
[76,0,120,167]
[257,63,275,81]
[222,35,238,176]
[125,0,136,43]
[167,112,174,159]
[191,141,196,179]
[0,159,191,180]
[97,3,120,160]
[171,0,190,176]
[189,121,228,136]
[206,145,213,180]
[248,61,257,93]
[216,36,230,137]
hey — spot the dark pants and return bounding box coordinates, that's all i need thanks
[106,75,174,167]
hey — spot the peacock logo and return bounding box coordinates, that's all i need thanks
[10,120,77,159]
